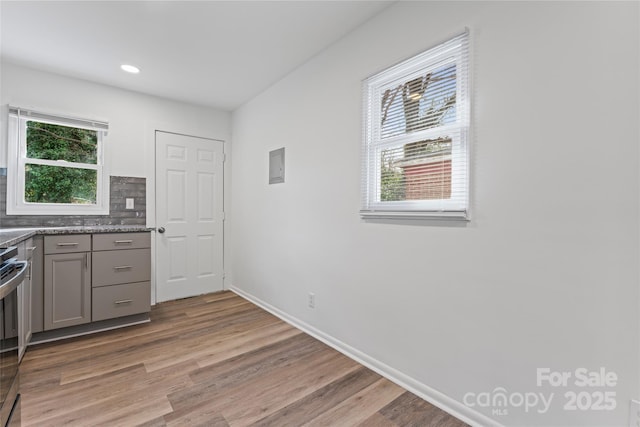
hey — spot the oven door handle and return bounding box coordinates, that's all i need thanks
[0,261,28,299]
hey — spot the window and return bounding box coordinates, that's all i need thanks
[361,31,469,219]
[7,107,109,215]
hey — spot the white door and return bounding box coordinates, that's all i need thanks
[155,131,224,302]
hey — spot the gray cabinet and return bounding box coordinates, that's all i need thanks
[92,232,151,251]
[44,234,91,254]
[92,233,150,321]
[44,235,92,330]
[92,282,150,322]
[34,232,150,336]
[18,238,36,361]
[31,236,44,334]
[92,249,151,287]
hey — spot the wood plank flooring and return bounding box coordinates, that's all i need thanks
[20,291,468,426]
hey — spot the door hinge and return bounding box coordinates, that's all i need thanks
[222,212,226,221]
[223,153,227,162]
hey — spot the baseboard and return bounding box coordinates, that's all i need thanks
[229,285,500,427]
[30,313,151,346]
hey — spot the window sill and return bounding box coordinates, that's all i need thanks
[6,204,110,216]
[359,210,469,221]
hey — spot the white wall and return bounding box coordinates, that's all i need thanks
[231,2,639,426]
[1,62,233,298]
[1,61,230,175]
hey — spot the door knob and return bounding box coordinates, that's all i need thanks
[158,227,166,234]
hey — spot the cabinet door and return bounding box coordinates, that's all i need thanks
[23,277,31,342]
[31,236,44,334]
[22,251,32,347]
[44,252,91,330]
[17,283,24,361]
[18,279,31,362]
[17,240,30,361]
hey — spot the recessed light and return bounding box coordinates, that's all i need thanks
[121,64,140,74]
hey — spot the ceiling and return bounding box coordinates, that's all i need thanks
[0,1,392,111]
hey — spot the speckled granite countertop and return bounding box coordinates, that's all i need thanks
[0,225,154,248]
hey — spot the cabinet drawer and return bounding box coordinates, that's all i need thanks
[92,281,150,322]
[92,233,150,251]
[92,248,150,287]
[44,235,91,254]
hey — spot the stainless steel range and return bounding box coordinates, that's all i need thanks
[0,246,27,427]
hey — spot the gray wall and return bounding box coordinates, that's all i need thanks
[0,174,146,227]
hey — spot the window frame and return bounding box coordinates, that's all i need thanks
[361,31,470,220]
[6,107,110,215]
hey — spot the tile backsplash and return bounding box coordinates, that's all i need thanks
[0,175,147,227]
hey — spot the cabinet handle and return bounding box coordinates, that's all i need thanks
[114,240,133,244]
[57,242,78,247]
[113,265,133,270]
[85,253,88,269]
[114,299,133,305]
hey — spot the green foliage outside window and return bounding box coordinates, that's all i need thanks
[380,150,405,202]
[24,121,98,204]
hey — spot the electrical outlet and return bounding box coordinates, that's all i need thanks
[125,198,134,209]
[308,292,315,309]
[630,400,640,427]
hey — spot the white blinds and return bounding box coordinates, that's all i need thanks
[361,31,469,219]
[8,106,109,132]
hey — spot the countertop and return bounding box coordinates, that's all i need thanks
[0,225,154,248]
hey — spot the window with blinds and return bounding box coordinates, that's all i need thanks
[361,31,470,219]
[6,107,110,215]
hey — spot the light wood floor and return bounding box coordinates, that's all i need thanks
[20,291,467,426]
